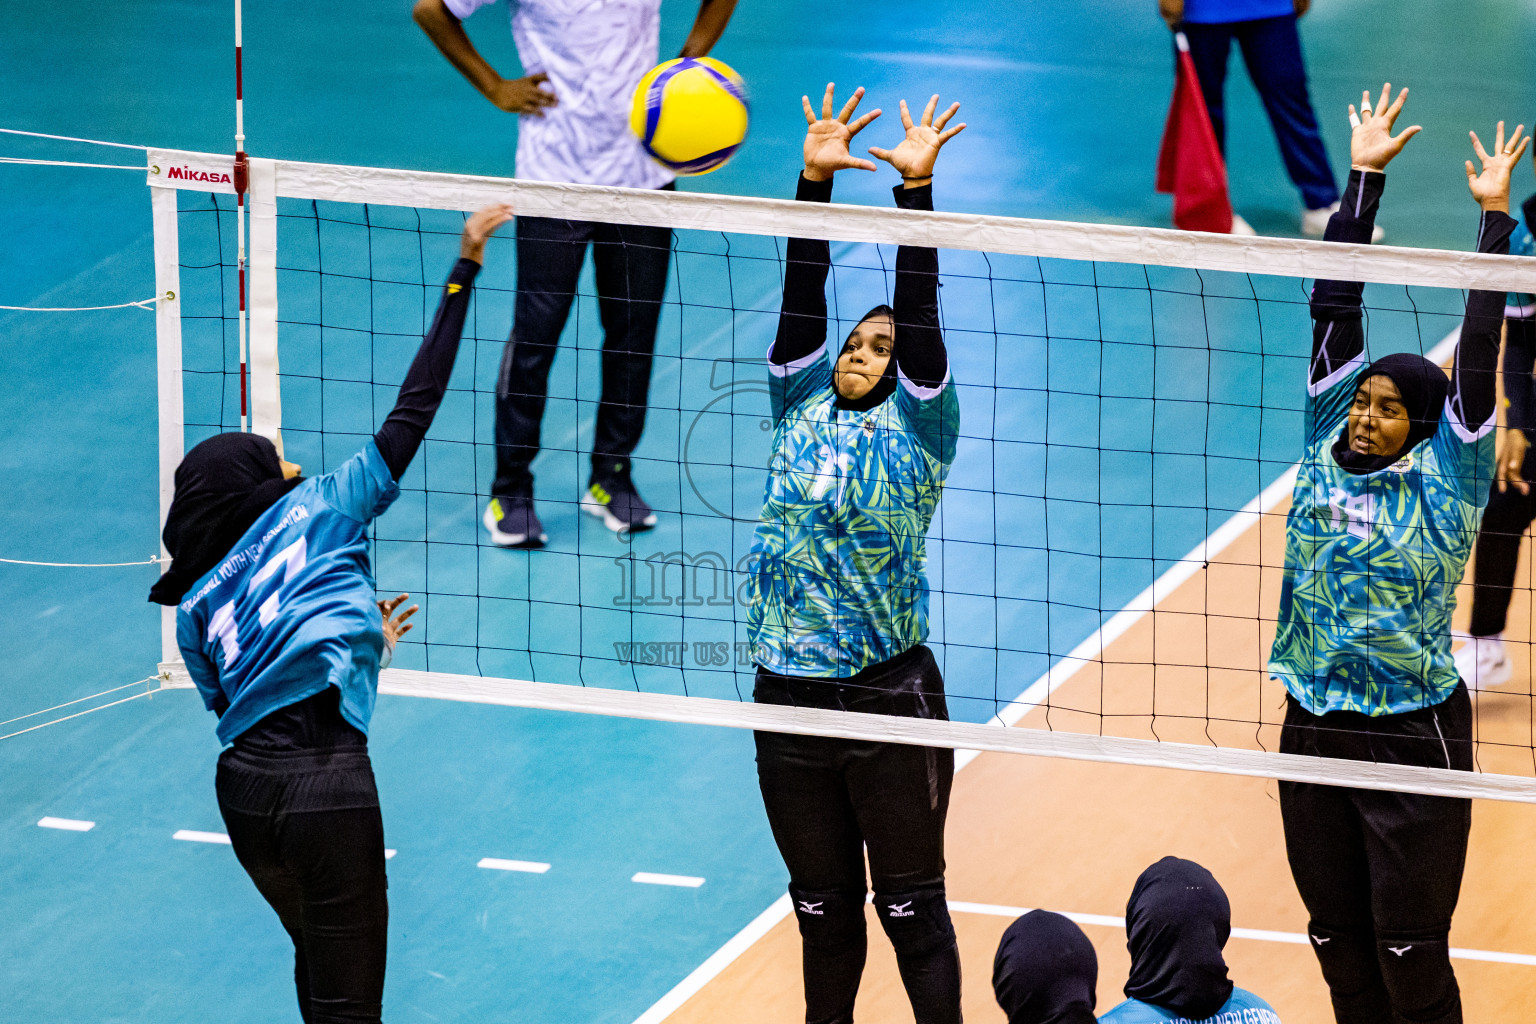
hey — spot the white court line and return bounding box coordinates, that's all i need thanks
[172,829,231,845]
[633,872,705,888]
[36,817,94,832]
[478,858,551,873]
[628,327,1465,1024]
[946,900,1536,966]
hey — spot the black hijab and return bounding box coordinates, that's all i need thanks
[993,910,1099,1024]
[1123,857,1234,1020]
[833,304,899,412]
[148,432,303,606]
[1331,352,1448,475]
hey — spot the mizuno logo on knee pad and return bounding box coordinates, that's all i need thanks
[1311,935,1331,944]
[797,901,824,915]
[887,902,915,917]
[1388,944,1413,956]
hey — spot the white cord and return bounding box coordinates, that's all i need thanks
[0,677,159,742]
[0,555,166,567]
[0,127,149,150]
[0,157,143,171]
[0,298,157,312]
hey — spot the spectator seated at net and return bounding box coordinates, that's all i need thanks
[1099,858,1280,1024]
[992,909,1099,1024]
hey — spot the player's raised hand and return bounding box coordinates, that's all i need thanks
[802,84,882,181]
[1349,84,1421,173]
[460,203,515,263]
[378,593,419,647]
[1496,427,1531,495]
[868,94,966,185]
[1467,121,1530,213]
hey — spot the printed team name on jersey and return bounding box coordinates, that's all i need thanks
[165,165,232,184]
[1163,1009,1280,1024]
[179,504,312,612]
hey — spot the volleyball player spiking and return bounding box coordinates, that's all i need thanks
[746,84,964,1024]
[150,205,513,1024]
[1266,85,1526,1024]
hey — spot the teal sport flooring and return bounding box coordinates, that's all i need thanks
[3,2,1534,1021]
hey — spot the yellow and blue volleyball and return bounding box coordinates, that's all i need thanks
[630,57,748,176]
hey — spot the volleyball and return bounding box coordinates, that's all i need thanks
[629,57,748,176]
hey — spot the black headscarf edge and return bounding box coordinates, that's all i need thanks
[149,433,303,606]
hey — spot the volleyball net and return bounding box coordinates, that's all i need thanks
[146,148,1536,803]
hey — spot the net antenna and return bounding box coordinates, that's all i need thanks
[233,0,249,433]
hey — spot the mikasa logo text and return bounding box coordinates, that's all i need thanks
[166,165,231,183]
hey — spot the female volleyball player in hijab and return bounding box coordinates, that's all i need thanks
[992,910,1099,1024]
[1454,163,1536,690]
[1099,858,1279,1023]
[1268,84,1525,1024]
[746,84,963,1024]
[150,203,513,1024]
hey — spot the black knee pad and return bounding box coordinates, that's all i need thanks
[1377,932,1461,1024]
[874,887,956,960]
[1305,922,1383,999]
[789,887,867,952]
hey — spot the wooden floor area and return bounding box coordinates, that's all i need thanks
[662,493,1536,1023]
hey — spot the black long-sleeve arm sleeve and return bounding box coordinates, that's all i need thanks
[1448,208,1518,432]
[1308,169,1383,389]
[1504,318,1536,436]
[891,183,948,390]
[373,257,481,480]
[770,173,834,365]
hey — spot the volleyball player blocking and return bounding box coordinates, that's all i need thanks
[414,0,737,546]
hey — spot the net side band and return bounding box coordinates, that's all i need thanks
[146,148,1536,293]
[157,662,1536,805]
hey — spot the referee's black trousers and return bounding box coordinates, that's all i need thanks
[1279,683,1473,1024]
[754,645,961,1024]
[216,690,389,1024]
[491,195,673,499]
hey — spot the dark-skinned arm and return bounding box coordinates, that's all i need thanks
[678,0,739,58]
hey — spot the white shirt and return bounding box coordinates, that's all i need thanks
[444,0,674,189]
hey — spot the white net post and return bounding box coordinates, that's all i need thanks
[247,157,282,449]
[150,178,183,674]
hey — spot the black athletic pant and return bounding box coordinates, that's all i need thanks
[491,191,674,498]
[1468,441,1536,637]
[754,645,961,1024]
[216,693,389,1024]
[1279,683,1473,1024]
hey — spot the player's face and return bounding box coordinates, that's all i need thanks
[834,313,894,400]
[1347,375,1412,458]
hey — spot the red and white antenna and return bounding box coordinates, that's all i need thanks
[233,0,249,432]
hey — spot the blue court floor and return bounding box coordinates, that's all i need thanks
[3,2,1534,1021]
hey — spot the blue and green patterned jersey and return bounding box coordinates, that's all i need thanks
[746,344,959,677]
[1268,362,1494,716]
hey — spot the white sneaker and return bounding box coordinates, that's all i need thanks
[1453,633,1512,691]
[1303,202,1385,242]
[1229,213,1257,236]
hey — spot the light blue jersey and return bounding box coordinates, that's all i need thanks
[177,441,400,745]
[746,343,959,677]
[1100,987,1281,1024]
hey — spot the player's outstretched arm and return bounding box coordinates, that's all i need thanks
[873,95,964,391]
[1449,122,1528,436]
[678,0,739,59]
[412,0,557,116]
[772,85,882,367]
[373,204,514,482]
[1308,85,1420,391]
